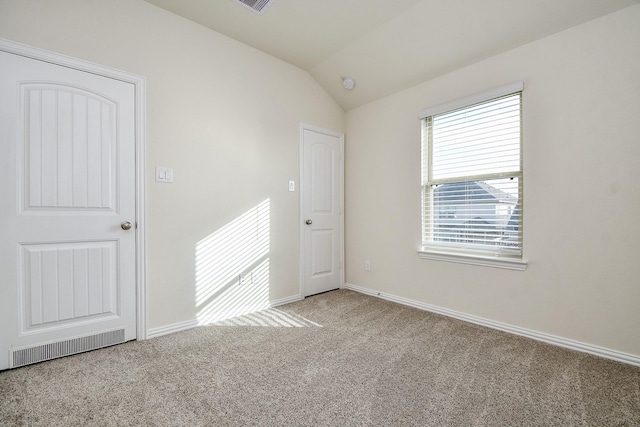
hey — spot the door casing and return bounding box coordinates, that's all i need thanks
[299,123,344,297]
[0,38,147,341]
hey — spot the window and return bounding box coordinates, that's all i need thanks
[420,83,524,267]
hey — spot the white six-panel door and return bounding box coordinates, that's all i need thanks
[0,50,137,370]
[300,125,344,297]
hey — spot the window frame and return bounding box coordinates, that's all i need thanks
[418,82,527,270]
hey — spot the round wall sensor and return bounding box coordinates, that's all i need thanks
[342,77,356,90]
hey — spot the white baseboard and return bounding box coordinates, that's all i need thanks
[147,319,199,339]
[146,294,304,339]
[344,282,640,367]
[270,294,303,307]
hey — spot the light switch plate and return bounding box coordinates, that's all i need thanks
[156,167,173,183]
[288,180,295,191]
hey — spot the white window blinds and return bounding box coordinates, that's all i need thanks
[421,87,523,257]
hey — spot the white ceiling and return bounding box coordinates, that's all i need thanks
[144,0,639,111]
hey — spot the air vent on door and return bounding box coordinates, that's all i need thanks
[10,329,125,368]
[233,0,275,15]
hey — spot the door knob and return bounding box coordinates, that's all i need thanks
[305,219,312,225]
[121,221,132,230]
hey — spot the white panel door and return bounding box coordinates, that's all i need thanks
[301,125,343,297]
[0,50,137,370]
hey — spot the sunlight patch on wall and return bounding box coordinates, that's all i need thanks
[195,199,270,324]
[209,308,322,327]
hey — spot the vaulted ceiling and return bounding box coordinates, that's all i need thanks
[144,0,639,110]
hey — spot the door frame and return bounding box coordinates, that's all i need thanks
[298,123,344,297]
[0,38,147,340]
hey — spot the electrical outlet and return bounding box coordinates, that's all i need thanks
[365,260,371,271]
[239,272,252,285]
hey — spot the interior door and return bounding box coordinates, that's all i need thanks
[300,125,344,297]
[0,50,137,370]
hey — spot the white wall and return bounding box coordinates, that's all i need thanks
[345,5,640,357]
[0,0,344,329]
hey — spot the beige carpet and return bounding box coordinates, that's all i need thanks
[1,289,639,426]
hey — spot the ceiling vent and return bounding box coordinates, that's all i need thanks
[233,0,276,15]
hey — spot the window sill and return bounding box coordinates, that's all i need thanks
[417,250,528,271]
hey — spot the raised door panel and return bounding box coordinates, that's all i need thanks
[22,84,116,212]
[311,143,334,215]
[310,229,334,277]
[21,241,119,334]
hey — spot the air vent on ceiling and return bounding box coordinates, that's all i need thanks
[233,0,275,15]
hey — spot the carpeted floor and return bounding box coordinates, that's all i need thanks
[1,289,639,426]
